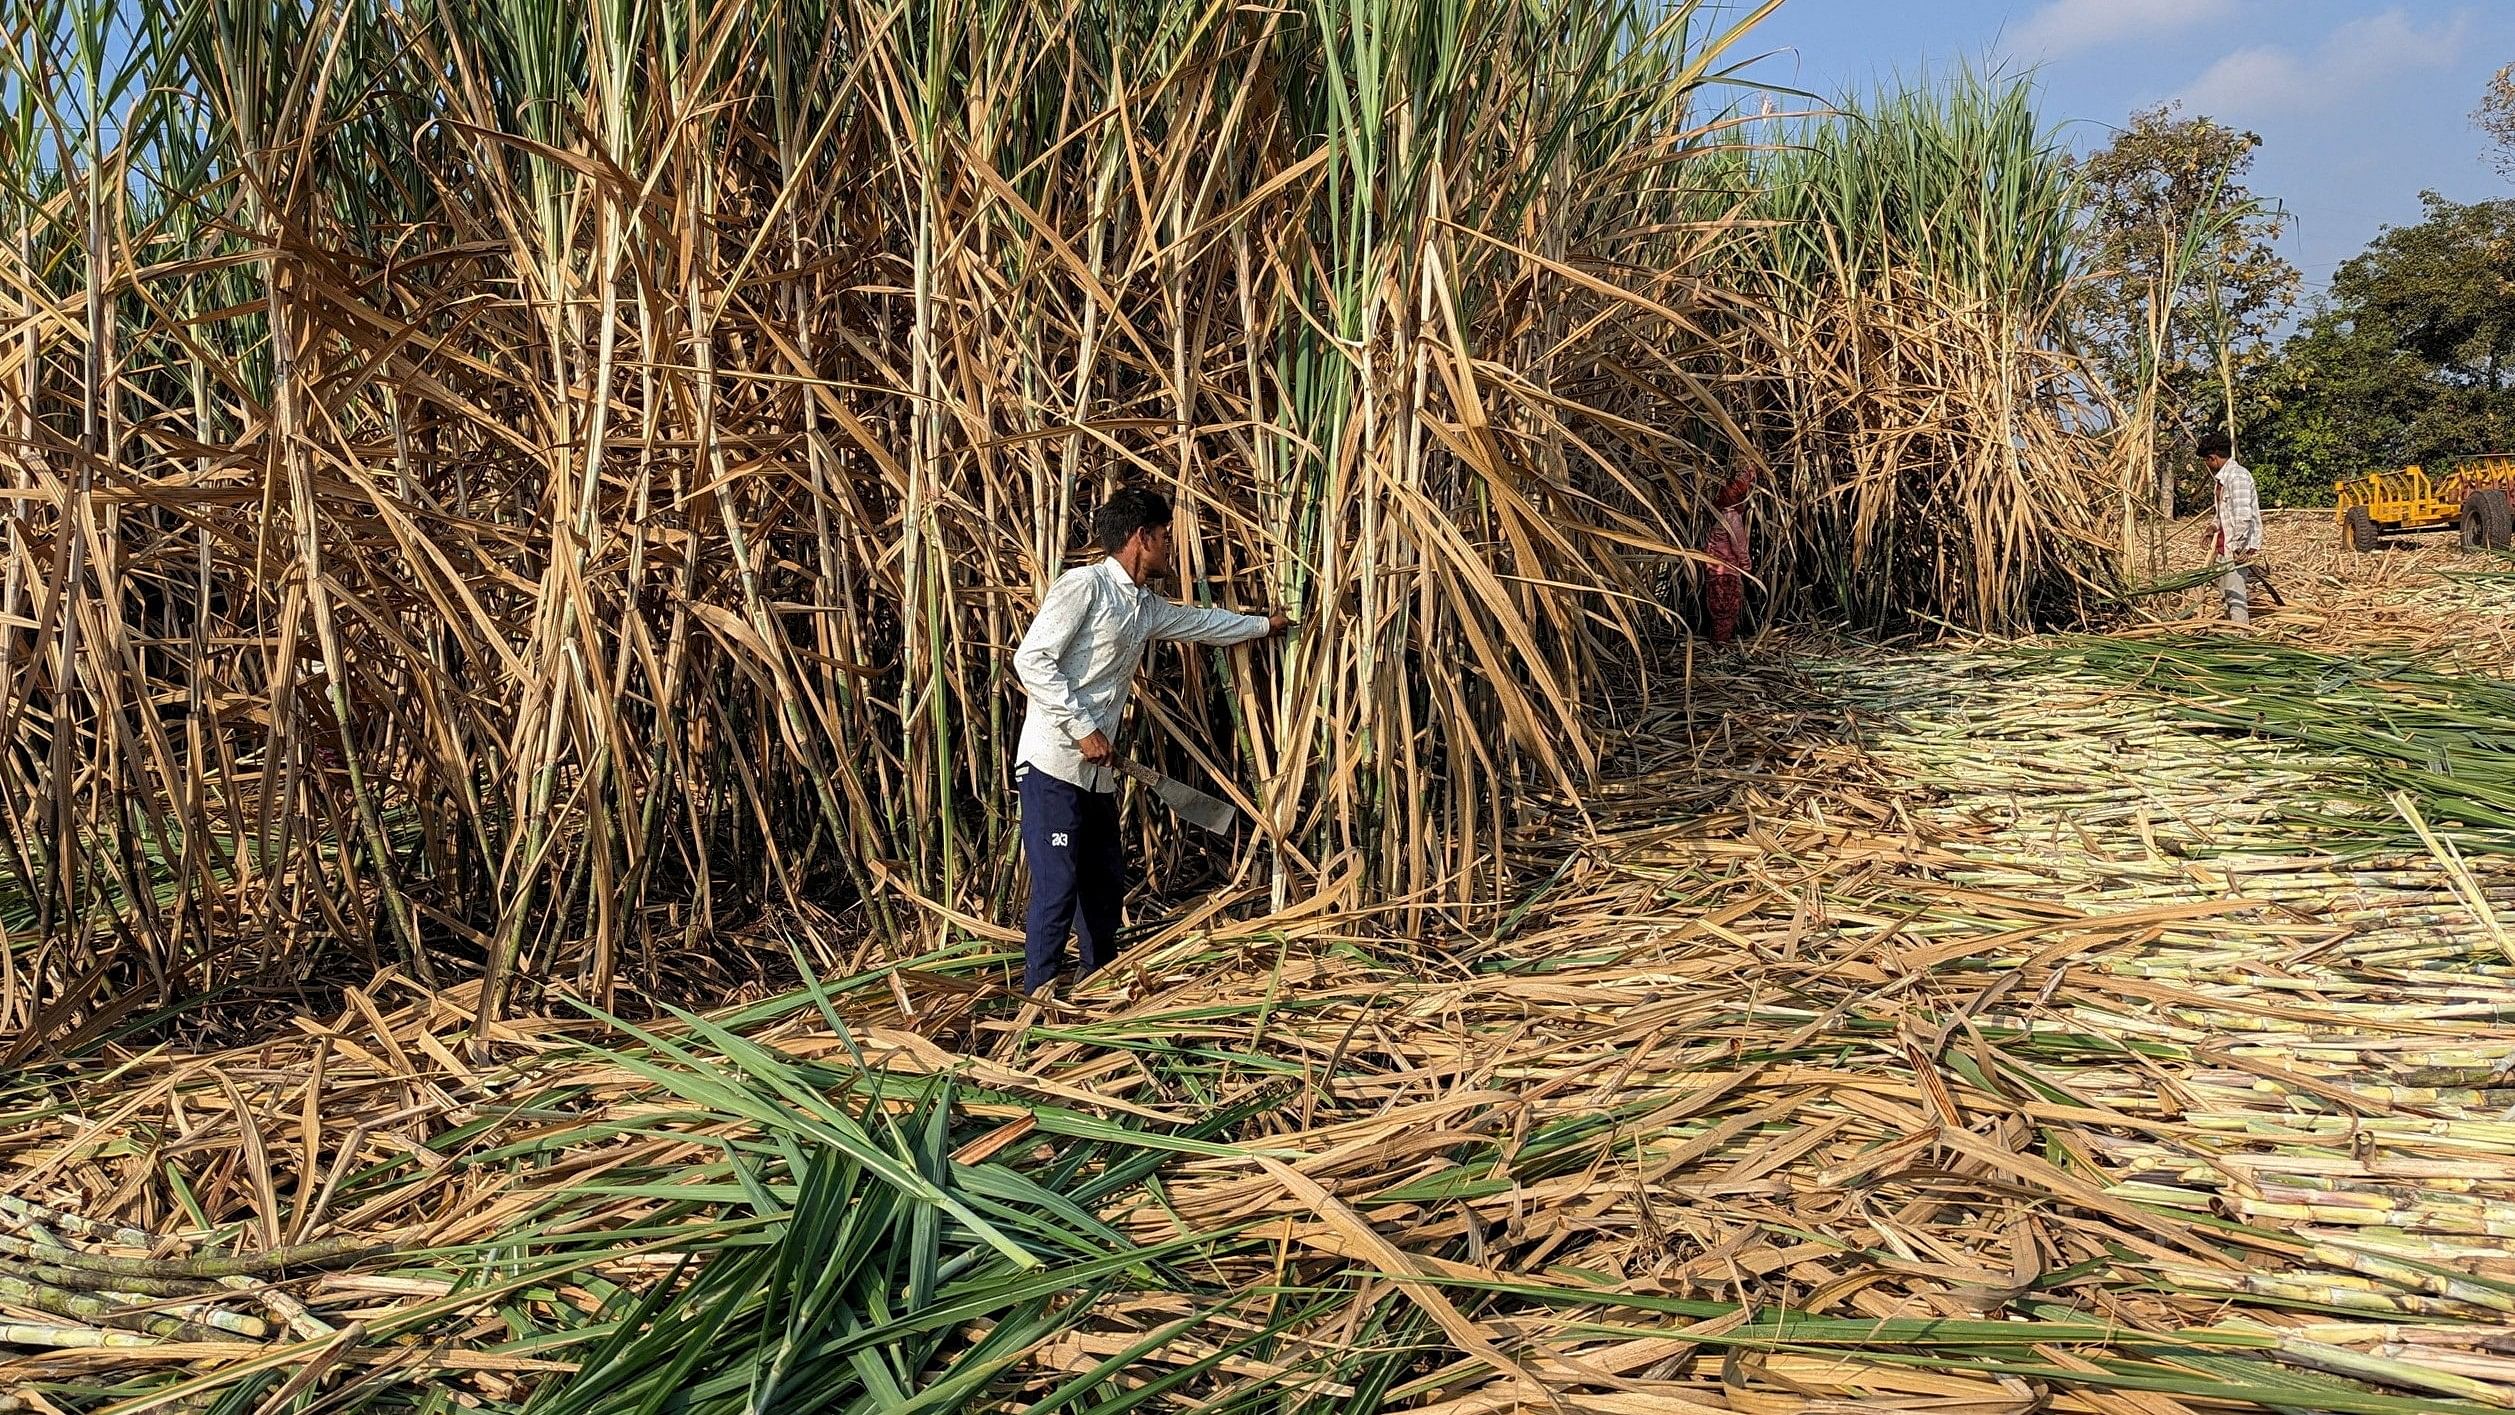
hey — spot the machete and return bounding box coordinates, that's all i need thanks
[1115,761,1238,835]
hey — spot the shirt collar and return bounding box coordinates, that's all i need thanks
[1095,556,1148,594]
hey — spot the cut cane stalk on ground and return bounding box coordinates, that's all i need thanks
[12,570,2515,1411]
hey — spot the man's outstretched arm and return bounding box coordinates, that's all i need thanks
[1149,597,1287,645]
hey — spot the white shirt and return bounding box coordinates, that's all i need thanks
[1014,558,1270,792]
[2215,460,2263,556]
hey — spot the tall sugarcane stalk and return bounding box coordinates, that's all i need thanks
[1714,72,2116,632]
[0,0,2113,1056]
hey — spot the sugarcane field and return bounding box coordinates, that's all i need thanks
[9,1,2515,1411]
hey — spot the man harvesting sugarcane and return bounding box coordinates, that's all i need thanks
[2199,432,2279,624]
[1011,487,1292,998]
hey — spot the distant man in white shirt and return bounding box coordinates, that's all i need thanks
[2199,432,2276,624]
[1011,488,1290,995]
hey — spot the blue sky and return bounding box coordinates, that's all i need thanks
[1738,1,2515,312]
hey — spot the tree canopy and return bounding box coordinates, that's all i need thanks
[2072,105,2298,511]
[2481,63,2515,181]
[2244,193,2515,503]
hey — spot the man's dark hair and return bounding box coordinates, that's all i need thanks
[2196,432,2234,460]
[1094,486,1171,554]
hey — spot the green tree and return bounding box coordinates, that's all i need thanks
[2239,314,2428,504]
[2247,193,2515,501]
[2074,105,2300,514]
[2481,62,2515,181]
[2343,192,2515,388]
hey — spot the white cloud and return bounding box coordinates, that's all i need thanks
[2184,9,2474,119]
[2007,0,2241,59]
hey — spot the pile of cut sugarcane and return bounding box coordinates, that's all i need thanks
[1825,644,2515,1280]
[0,1200,347,1351]
[9,588,2515,1412]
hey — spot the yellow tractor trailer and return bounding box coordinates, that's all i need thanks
[2334,455,2515,552]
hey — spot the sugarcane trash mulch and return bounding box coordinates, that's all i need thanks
[7,544,2515,1414]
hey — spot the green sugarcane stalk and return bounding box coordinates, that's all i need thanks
[0,1231,383,1279]
[2264,1329,2515,1407]
[0,1321,169,1350]
[0,1254,214,1298]
[0,1275,238,1343]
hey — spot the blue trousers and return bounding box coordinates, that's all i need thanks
[1019,767,1124,991]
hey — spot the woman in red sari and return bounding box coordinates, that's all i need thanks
[1704,468,1755,645]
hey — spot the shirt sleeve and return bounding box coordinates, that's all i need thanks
[1148,596,1271,646]
[1014,573,1099,743]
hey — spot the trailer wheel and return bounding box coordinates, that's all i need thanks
[2465,503,2486,550]
[2344,505,2381,552]
[2480,488,2514,551]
